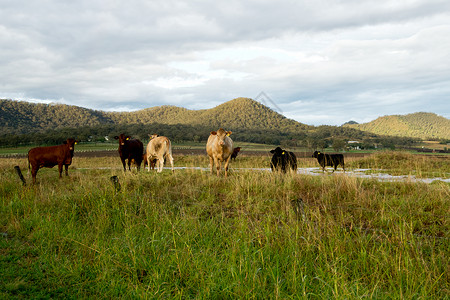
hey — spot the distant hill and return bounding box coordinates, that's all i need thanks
[343,112,450,139]
[342,120,359,125]
[0,100,111,134]
[0,98,311,135]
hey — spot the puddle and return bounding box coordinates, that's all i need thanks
[76,166,450,184]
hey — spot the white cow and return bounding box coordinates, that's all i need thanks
[146,134,174,173]
[206,128,233,177]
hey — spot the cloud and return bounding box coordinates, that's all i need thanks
[0,0,449,125]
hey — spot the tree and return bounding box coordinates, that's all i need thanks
[332,139,346,152]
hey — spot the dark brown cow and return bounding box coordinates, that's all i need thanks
[230,147,241,161]
[114,134,144,171]
[28,138,78,184]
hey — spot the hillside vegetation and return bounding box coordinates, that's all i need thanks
[0,98,420,148]
[1,98,310,135]
[343,112,450,139]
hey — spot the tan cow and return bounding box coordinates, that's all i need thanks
[146,134,174,173]
[206,128,233,177]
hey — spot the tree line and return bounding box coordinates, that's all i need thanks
[0,122,418,151]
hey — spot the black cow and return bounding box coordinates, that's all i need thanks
[270,147,297,173]
[114,134,144,171]
[230,147,241,161]
[28,138,78,183]
[312,151,345,172]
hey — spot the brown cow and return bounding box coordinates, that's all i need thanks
[28,138,78,184]
[114,134,144,171]
[206,128,233,177]
[143,152,157,170]
[230,147,241,160]
[146,134,174,173]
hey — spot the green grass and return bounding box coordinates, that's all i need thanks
[0,154,449,298]
[347,151,450,179]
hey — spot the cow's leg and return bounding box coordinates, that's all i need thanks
[224,156,232,177]
[214,157,221,176]
[127,158,132,171]
[157,156,164,173]
[31,166,38,184]
[65,164,69,176]
[136,158,141,171]
[167,153,174,173]
[209,156,214,174]
[121,158,127,172]
[58,163,63,178]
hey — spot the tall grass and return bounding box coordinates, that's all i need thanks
[0,154,449,298]
[348,151,450,178]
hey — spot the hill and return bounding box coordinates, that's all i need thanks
[343,112,450,139]
[0,98,311,135]
[0,100,111,134]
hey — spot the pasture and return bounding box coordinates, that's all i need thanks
[1,151,449,298]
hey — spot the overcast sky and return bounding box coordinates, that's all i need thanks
[1,0,449,126]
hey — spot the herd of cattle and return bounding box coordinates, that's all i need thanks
[26,128,345,183]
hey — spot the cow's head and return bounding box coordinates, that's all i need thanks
[312,151,320,158]
[211,128,232,146]
[63,138,78,151]
[270,147,285,156]
[114,134,130,146]
[149,134,159,140]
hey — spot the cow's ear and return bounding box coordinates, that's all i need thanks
[282,151,285,155]
[270,150,275,153]
[126,137,130,140]
[210,131,217,135]
[226,131,232,136]
[75,141,78,145]
[114,136,119,140]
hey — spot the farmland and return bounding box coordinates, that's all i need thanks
[1,151,449,298]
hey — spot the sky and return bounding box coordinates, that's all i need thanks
[1,0,449,126]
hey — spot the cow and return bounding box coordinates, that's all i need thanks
[114,134,144,171]
[146,134,174,173]
[270,147,297,173]
[143,152,157,170]
[312,151,345,172]
[230,147,241,161]
[206,128,233,177]
[27,138,78,184]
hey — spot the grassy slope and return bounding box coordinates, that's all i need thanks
[0,154,449,298]
[344,112,450,139]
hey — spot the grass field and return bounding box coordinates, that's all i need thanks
[0,152,449,298]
